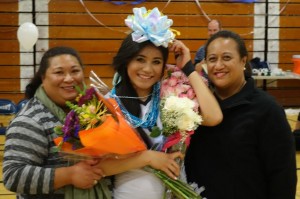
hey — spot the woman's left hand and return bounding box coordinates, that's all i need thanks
[169,40,191,69]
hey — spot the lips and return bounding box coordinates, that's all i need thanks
[214,71,227,78]
[62,86,76,91]
[138,74,153,80]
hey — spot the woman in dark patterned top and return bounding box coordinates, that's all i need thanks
[2,46,104,199]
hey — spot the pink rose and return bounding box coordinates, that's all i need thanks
[186,88,196,99]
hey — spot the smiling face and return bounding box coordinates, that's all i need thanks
[127,45,164,97]
[42,54,84,107]
[206,37,246,99]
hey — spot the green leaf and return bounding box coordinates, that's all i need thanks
[150,126,161,138]
[54,126,64,135]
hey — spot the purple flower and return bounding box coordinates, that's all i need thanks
[62,110,80,140]
[78,87,96,106]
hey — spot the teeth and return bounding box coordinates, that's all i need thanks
[139,74,151,79]
[64,86,75,90]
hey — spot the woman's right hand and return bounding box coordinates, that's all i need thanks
[54,159,104,190]
[145,150,184,179]
[70,159,104,189]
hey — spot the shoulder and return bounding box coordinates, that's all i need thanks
[196,45,205,52]
[245,86,288,125]
[7,98,60,133]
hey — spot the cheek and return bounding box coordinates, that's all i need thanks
[206,65,213,74]
[75,73,84,82]
[127,63,137,75]
[126,68,135,81]
[154,65,164,76]
[43,76,60,87]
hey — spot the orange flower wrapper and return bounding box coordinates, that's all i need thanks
[53,89,147,158]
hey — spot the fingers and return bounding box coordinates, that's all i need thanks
[170,151,184,160]
[92,166,105,177]
[169,40,190,54]
[85,158,100,166]
[161,153,182,179]
[169,40,191,68]
[71,161,105,189]
[162,160,180,180]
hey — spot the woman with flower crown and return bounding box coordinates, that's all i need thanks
[94,7,223,199]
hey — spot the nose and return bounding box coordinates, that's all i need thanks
[64,73,74,82]
[142,62,153,72]
[215,59,224,69]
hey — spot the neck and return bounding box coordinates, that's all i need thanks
[216,80,246,100]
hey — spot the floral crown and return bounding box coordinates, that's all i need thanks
[125,7,179,48]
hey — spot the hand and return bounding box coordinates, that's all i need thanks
[169,40,191,69]
[146,150,184,180]
[70,160,104,189]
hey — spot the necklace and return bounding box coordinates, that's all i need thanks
[110,83,160,128]
[215,80,247,100]
[239,81,247,91]
[115,93,152,99]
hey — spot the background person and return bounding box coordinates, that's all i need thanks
[194,19,222,74]
[185,30,297,199]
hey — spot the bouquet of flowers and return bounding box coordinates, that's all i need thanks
[54,85,147,159]
[149,64,203,199]
[53,74,149,198]
[160,64,202,154]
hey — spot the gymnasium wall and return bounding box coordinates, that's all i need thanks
[0,0,299,106]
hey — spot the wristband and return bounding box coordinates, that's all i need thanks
[181,60,195,77]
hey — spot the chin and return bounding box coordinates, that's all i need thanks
[64,94,77,101]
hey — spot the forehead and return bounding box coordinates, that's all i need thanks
[208,21,219,29]
[138,45,163,57]
[208,38,238,53]
[48,54,79,67]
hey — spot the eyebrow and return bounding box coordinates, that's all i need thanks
[136,54,163,60]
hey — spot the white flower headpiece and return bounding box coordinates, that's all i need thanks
[125,7,179,48]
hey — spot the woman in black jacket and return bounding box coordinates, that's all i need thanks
[185,30,297,199]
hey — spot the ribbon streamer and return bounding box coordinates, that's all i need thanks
[79,0,125,33]
[161,0,172,12]
[162,131,194,152]
[194,0,211,21]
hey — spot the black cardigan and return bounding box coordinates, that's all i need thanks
[185,78,297,199]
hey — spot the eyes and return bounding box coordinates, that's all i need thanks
[206,55,232,63]
[53,67,82,76]
[135,56,163,65]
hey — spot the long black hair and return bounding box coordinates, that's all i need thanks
[25,46,84,99]
[113,34,169,147]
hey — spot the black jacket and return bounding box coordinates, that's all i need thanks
[185,78,297,199]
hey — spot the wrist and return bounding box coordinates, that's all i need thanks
[138,150,151,166]
[54,167,73,189]
[181,60,195,77]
